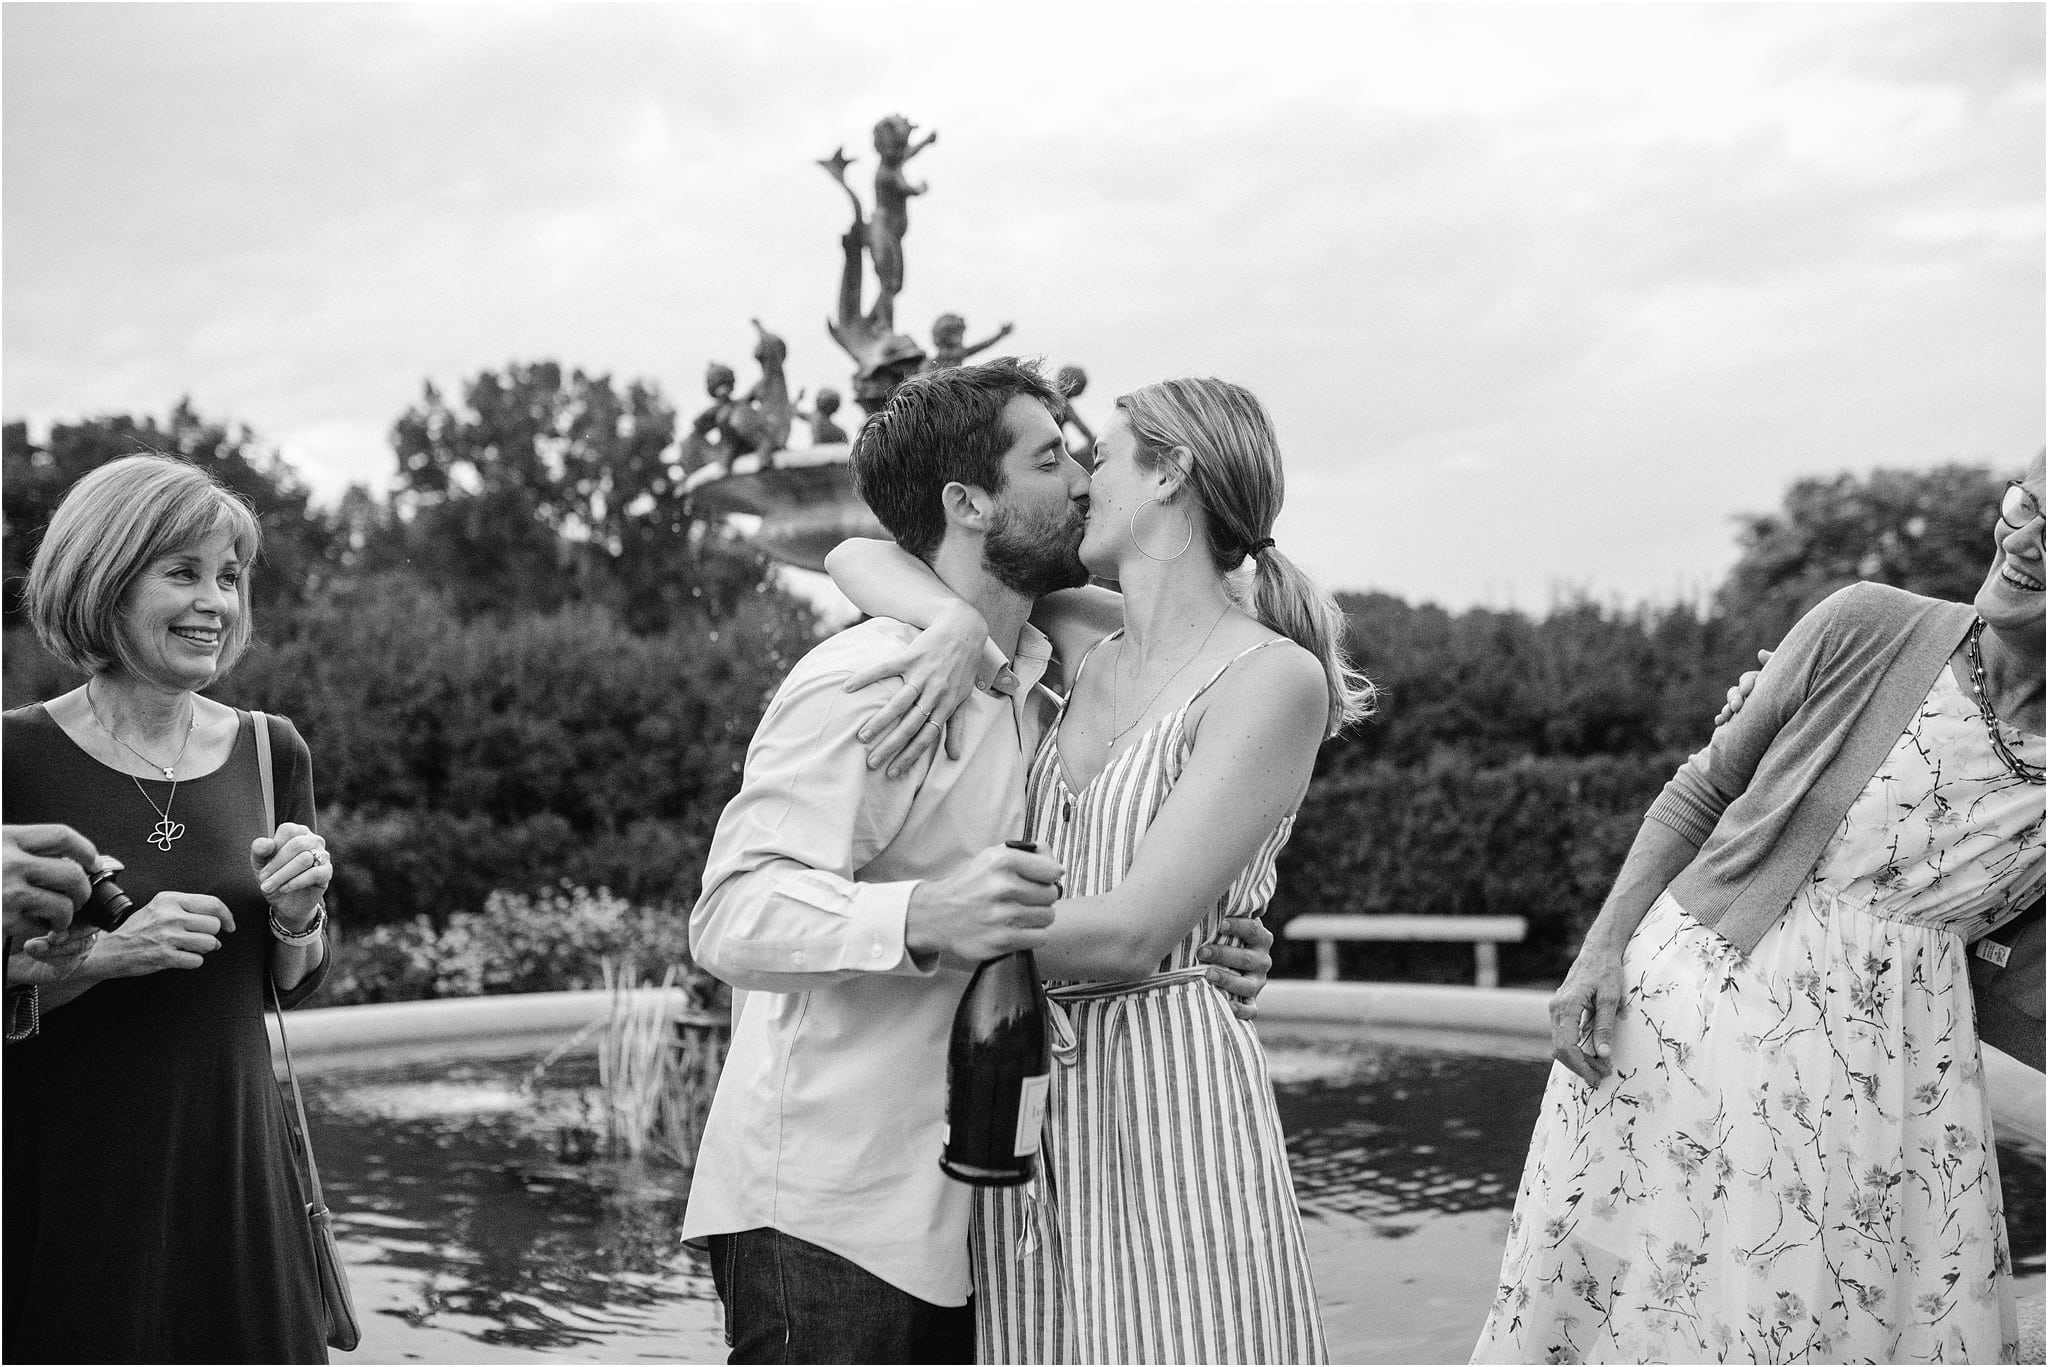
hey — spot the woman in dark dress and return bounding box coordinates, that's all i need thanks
[4,454,336,1363]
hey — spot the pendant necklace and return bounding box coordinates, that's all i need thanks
[87,684,198,849]
[1106,605,1230,756]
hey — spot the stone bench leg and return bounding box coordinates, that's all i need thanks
[1474,941,1499,989]
[1316,940,1339,983]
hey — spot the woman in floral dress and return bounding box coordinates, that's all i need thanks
[1474,455,2045,1365]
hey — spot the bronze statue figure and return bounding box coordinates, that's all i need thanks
[817,126,930,413]
[721,319,796,469]
[929,313,1014,369]
[799,387,849,447]
[1056,364,1096,454]
[678,361,739,475]
[868,115,936,326]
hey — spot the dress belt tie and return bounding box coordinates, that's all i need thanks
[1041,965,1214,1065]
[1016,966,1216,1259]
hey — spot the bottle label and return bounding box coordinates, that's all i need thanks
[1013,1073,1050,1157]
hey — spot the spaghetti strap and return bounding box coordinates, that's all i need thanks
[1183,636,1291,710]
[1065,628,1124,699]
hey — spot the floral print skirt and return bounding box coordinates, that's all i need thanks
[1470,887,2017,1364]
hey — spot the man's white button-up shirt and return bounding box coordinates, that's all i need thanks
[681,617,1056,1307]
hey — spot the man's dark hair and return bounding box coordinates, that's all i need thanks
[850,357,1063,562]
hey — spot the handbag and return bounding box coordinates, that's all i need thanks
[255,711,363,1352]
[1969,891,2044,1073]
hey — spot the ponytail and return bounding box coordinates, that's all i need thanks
[1116,378,1376,738]
[1246,544,1376,736]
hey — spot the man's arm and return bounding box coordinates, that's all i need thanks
[691,655,1054,992]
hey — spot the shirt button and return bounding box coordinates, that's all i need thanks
[792,951,806,966]
[869,943,883,958]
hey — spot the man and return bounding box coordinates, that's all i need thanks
[680,359,1269,1363]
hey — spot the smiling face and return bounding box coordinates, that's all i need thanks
[1975,450,2046,640]
[113,528,245,692]
[980,395,1092,597]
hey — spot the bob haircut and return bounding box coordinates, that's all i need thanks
[25,454,263,680]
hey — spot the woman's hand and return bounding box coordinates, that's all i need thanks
[1200,915,1275,1021]
[1713,649,1774,727]
[252,823,331,931]
[1549,940,1628,1086]
[842,601,990,778]
[93,892,237,977]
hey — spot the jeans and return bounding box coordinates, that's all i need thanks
[707,1228,974,1364]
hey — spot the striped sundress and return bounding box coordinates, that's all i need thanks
[970,634,1329,1365]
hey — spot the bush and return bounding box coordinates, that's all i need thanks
[321,883,718,1007]
[1272,750,1687,985]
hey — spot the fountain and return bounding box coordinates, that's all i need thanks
[680,115,1088,571]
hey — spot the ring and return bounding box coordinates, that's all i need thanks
[312,849,327,866]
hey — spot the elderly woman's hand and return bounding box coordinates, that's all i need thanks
[251,823,331,933]
[1713,649,1775,728]
[1549,940,1628,1086]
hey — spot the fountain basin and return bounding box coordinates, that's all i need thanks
[681,445,883,572]
[283,983,2044,1362]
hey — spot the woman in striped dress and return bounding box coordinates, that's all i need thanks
[830,376,1373,1363]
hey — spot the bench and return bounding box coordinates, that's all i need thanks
[1283,914,1529,989]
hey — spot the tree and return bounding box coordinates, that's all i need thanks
[387,361,782,629]
[1715,464,2007,644]
[3,401,346,626]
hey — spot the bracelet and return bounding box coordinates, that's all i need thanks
[5,986,40,1042]
[270,901,327,947]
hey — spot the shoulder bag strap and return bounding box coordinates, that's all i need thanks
[251,710,330,1211]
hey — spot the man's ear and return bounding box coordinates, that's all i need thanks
[941,480,995,533]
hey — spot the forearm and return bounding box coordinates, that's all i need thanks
[1578,819,1699,958]
[270,935,326,993]
[692,863,926,993]
[825,539,980,633]
[1035,890,1179,982]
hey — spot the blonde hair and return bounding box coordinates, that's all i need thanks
[1116,378,1375,737]
[25,454,262,679]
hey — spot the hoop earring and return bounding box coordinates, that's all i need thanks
[1131,497,1193,562]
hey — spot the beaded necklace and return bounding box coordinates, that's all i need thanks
[1964,618,2045,786]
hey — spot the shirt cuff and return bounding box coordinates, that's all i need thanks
[846,879,929,976]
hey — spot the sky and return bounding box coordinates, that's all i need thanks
[4,2,2043,615]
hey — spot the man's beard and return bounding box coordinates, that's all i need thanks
[984,499,1089,599]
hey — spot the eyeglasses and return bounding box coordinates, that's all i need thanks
[1999,480,2044,554]
[2000,480,2043,530]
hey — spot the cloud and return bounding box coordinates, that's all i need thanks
[3,3,2039,610]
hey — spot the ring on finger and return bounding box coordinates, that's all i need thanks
[311,849,328,866]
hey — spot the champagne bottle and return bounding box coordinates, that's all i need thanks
[940,840,1052,1187]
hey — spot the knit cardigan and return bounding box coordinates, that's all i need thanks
[1645,581,1979,955]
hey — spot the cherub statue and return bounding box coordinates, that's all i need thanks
[798,386,850,447]
[677,361,738,475]
[720,319,796,469]
[929,313,1014,370]
[817,137,930,414]
[868,114,936,325]
[1056,365,1096,454]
